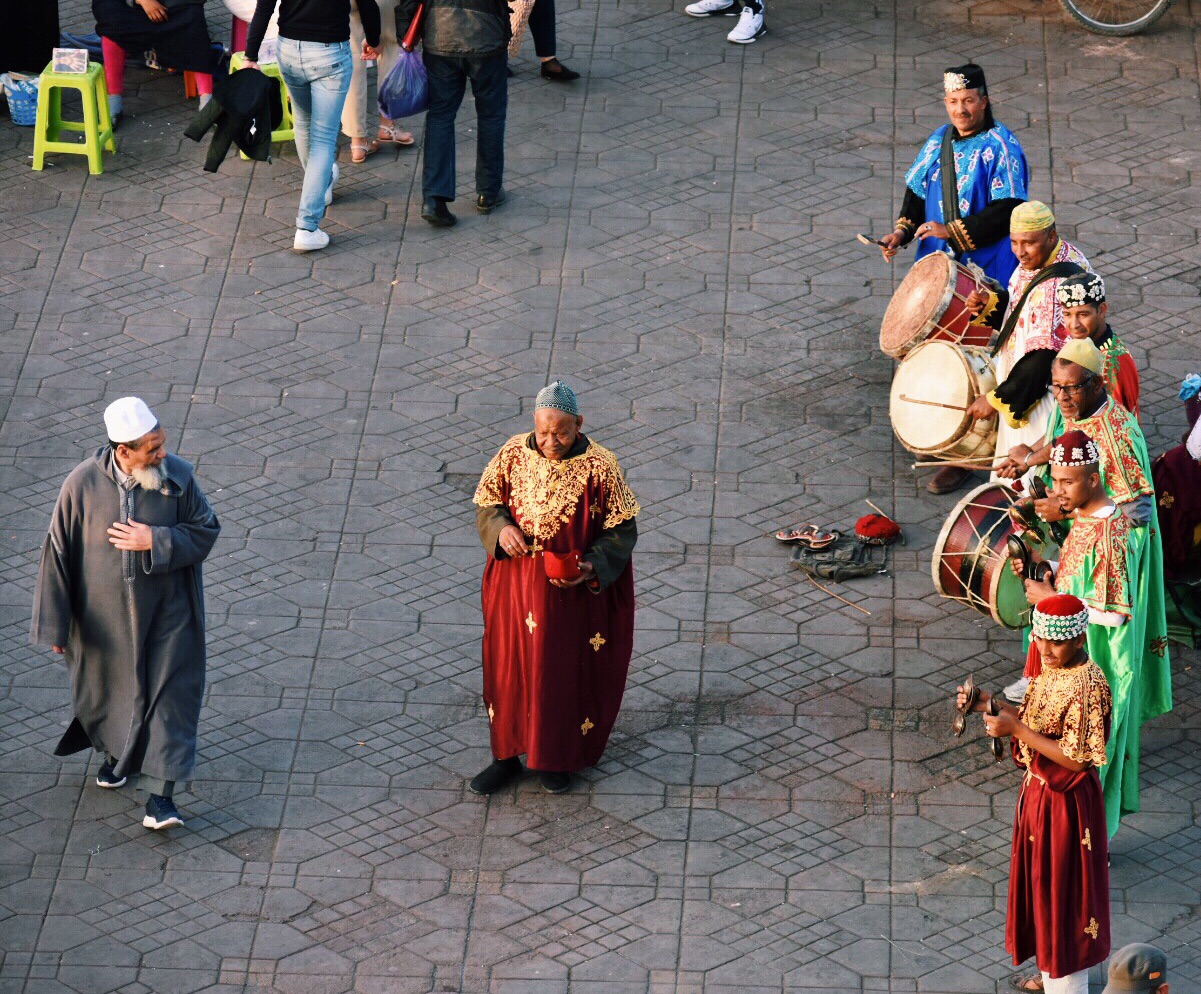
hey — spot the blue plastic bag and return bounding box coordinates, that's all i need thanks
[378,49,428,120]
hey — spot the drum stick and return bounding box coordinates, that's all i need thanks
[910,457,999,469]
[802,572,872,616]
[898,394,970,412]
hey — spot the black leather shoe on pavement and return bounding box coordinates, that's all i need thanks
[96,758,126,789]
[540,58,580,81]
[539,771,572,794]
[143,795,184,830]
[476,190,507,214]
[469,757,524,795]
[421,198,457,227]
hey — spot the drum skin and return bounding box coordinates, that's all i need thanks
[879,253,997,358]
[889,341,997,461]
[931,482,1032,629]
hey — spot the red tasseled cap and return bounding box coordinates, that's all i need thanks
[855,513,902,546]
[1034,593,1087,617]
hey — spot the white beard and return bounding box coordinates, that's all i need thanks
[131,464,165,491]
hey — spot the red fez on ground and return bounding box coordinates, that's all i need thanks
[855,513,902,546]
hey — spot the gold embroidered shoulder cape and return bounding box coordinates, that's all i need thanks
[473,434,640,540]
[1017,660,1112,767]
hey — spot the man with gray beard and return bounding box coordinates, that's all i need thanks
[32,397,220,830]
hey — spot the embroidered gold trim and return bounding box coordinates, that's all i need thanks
[487,703,495,723]
[1085,918,1099,940]
[474,434,640,540]
[1057,512,1132,617]
[971,288,1001,327]
[895,217,916,235]
[1015,661,1111,768]
[580,717,595,736]
[1160,491,1175,509]
[1082,828,1092,851]
[525,611,537,634]
[589,633,606,652]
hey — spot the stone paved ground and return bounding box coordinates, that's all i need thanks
[1,0,1200,991]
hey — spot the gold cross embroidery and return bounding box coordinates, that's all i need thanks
[529,539,544,554]
[590,503,601,518]
[1085,918,1099,940]
[589,633,606,652]
[580,717,595,736]
[525,612,537,634]
[1082,829,1092,851]
[487,703,495,724]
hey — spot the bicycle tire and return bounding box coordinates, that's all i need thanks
[1058,0,1175,35]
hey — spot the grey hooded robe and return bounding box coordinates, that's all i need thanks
[31,447,220,783]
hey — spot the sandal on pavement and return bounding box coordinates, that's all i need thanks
[1008,972,1044,993]
[378,124,415,146]
[351,138,380,163]
[773,524,840,550]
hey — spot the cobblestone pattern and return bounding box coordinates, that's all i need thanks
[0,0,1199,991]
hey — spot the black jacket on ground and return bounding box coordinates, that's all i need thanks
[184,69,284,172]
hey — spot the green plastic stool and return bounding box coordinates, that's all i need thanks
[32,62,116,175]
[230,53,294,159]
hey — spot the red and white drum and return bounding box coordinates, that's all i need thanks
[931,482,1032,630]
[879,253,999,359]
[889,340,997,465]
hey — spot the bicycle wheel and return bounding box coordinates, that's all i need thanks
[1058,0,1175,35]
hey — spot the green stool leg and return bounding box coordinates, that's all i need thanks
[31,79,52,170]
[79,80,103,174]
[95,73,115,152]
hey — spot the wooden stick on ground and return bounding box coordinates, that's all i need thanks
[865,499,889,518]
[803,572,872,616]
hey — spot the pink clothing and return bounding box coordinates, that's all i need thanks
[100,36,212,96]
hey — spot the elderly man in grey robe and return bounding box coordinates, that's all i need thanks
[32,397,220,831]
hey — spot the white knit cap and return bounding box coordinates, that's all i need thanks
[104,397,158,444]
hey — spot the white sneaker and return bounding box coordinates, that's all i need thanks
[727,4,765,42]
[1002,676,1030,702]
[293,228,330,252]
[685,0,737,15]
[325,162,340,207]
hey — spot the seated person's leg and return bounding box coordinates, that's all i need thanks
[100,37,126,118]
[195,72,213,107]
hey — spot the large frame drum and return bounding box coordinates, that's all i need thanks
[889,341,997,465]
[931,482,1031,629]
[880,253,998,359]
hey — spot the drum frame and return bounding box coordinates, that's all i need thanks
[931,482,1031,630]
[889,341,997,466]
[880,254,997,359]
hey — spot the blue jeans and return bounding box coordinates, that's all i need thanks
[422,50,507,203]
[277,39,353,231]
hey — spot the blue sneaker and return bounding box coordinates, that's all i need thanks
[96,759,126,789]
[143,795,184,830]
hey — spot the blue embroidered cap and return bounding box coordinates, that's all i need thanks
[535,381,579,415]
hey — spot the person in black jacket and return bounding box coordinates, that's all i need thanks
[185,68,284,170]
[244,0,382,252]
[397,0,510,226]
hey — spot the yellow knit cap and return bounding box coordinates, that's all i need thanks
[1057,336,1104,376]
[1010,200,1055,233]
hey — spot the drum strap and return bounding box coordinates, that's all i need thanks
[989,261,1086,356]
[939,127,961,233]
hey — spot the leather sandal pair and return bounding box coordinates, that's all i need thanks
[774,523,839,549]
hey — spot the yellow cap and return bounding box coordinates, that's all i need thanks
[1057,336,1104,376]
[1011,200,1055,233]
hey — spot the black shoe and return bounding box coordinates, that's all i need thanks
[469,757,523,795]
[540,58,580,82]
[476,190,507,214]
[539,771,572,794]
[143,795,184,830]
[96,758,127,789]
[421,198,457,227]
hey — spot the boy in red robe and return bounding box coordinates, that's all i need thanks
[471,382,638,795]
[958,593,1112,994]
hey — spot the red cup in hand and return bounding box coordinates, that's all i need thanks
[543,550,581,581]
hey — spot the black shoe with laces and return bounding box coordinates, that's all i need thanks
[143,795,184,830]
[539,771,572,794]
[469,757,524,795]
[96,758,126,789]
[540,58,580,81]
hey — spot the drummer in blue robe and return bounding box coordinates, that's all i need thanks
[880,63,1030,290]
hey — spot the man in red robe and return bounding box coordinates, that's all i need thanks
[471,382,638,794]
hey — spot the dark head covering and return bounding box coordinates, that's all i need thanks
[1056,272,1106,307]
[944,63,987,95]
[1102,943,1168,993]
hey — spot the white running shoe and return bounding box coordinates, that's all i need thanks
[325,162,340,207]
[685,0,737,15]
[1002,675,1030,702]
[727,4,765,42]
[293,227,330,252]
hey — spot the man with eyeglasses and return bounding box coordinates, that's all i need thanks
[998,337,1171,776]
